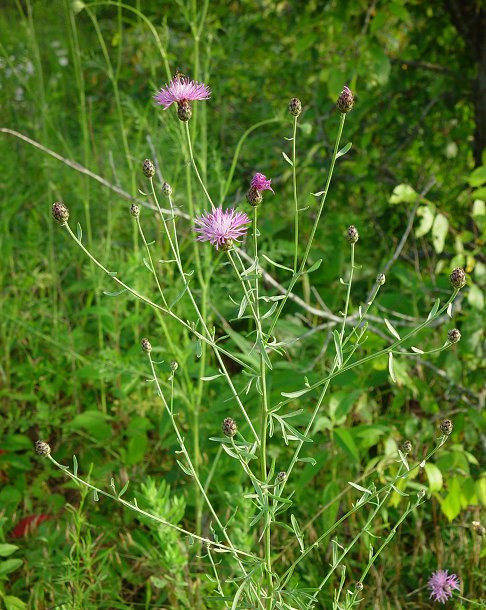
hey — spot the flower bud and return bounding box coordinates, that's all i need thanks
[52,202,69,225]
[141,337,152,354]
[417,488,426,499]
[346,225,359,244]
[177,100,192,121]
[222,417,237,438]
[162,182,172,197]
[246,186,263,207]
[401,440,412,455]
[143,159,156,178]
[170,360,179,372]
[450,267,466,289]
[277,471,287,483]
[447,328,461,344]
[440,419,453,436]
[337,86,354,114]
[130,203,140,217]
[376,273,386,286]
[35,440,51,457]
[472,521,485,537]
[355,582,364,592]
[288,97,302,117]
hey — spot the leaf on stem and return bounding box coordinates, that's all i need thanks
[297,457,317,465]
[336,142,352,158]
[118,480,130,498]
[384,318,401,340]
[93,489,99,502]
[76,222,83,242]
[176,460,193,477]
[261,254,294,273]
[388,352,397,383]
[333,330,343,368]
[411,346,424,354]
[143,258,154,273]
[290,514,304,553]
[447,302,453,317]
[306,259,322,274]
[72,455,78,477]
[281,388,308,398]
[103,288,127,297]
[282,151,293,166]
[426,298,441,321]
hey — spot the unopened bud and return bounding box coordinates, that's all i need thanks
[417,488,426,499]
[220,239,234,252]
[222,417,237,438]
[277,471,287,483]
[450,267,466,289]
[346,225,359,244]
[288,97,302,117]
[472,521,485,537]
[52,202,69,225]
[440,419,453,436]
[355,582,364,592]
[337,86,354,113]
[170,360,179,372]
[162,182,172,197]
[401,440,412,455]
[141,338,152,354]
[130,203,140,217]
[447,328,461,344]
[376,273,386,286]
[143,159,156,178]
[35,440,51,457]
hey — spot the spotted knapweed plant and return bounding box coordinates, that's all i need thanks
[40,77,467,609]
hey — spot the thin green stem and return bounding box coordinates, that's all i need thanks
[292,116,299,272]
[46,454,253,559]
[185,121,214,209]
[266,113,347,342]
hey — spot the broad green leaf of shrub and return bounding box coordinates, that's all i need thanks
[432,213,449,253]
[415,204,435,237]
[389,184,417,205]
[333,428,359,462]
[476,476,486,507]
[439,476,462,521]
[468,165,486,187]
[467,284,484,310]
[425,463,443,492]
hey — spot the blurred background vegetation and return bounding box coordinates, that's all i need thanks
[0,0,484,608]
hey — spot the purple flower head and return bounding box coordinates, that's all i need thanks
[194,207,251,250]
[154,76,211,109]
[427,570,460,604]
[251,173,274,193]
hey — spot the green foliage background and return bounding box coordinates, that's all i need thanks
[0,0,484,608]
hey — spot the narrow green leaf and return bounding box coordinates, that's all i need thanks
[336,142,352,158]
[426,298,441,321]
[306,258,323,274]
[103,288,127,297]
[118,480,130,498]
[76,222,83,242]
[262,253,294,273]
[384,318,401,340]
[93,489,99,502]
[333,330,343,367]
[73,454,78,477]
[282,151,293,166]
[176,460,193,477]
[388,351,397,383]
[297,457,317,465]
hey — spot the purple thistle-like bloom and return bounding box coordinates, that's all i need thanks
[154,76,211,109]
[427,570,460,604]
[251,173,274,193]
[194,207,251,250]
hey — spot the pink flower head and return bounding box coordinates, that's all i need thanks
[427,570,460,604]
[154,76,211,109]
[194,207,251,250]
[251,173,274,193]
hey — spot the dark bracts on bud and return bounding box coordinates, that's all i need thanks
[143,159,156,178]
[447,328,461,344]
[222,417,237,438]
[440,419,453,436]
[220,239,234,252]
[141,338,152,353]
[346,225,359,244]
[450,267,466,289]
[376,272,386,286]
[162,182,172,197]
[35,440,51,457]
[246,186,263,207]
[277,471,287,483]
[52,202,69,225]
[401,440,412,455]
[337,86,354,114]
[288,97,302,117]
[130,203,140,217]
[177,100,192,121]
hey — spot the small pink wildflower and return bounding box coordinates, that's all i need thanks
[427,570,460,604]
[194,207,251,250]
[251,173,274,193]
[154,76,211,109]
